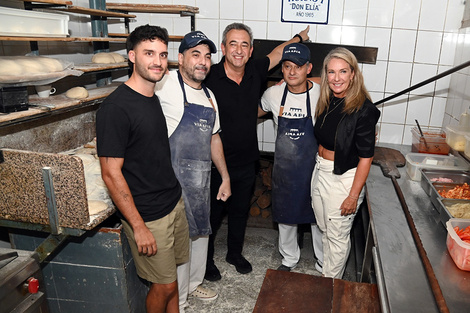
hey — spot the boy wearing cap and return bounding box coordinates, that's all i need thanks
[155,31,231,310]
[258,43,323,272]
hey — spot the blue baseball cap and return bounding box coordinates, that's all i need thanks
[281,43,311,66]
[179,31,217,54]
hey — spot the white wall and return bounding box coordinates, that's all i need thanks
[0,0,467,149]
[143,0,466,149]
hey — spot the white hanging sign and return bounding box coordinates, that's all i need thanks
[281,0,330,24]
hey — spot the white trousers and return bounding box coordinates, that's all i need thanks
[278,223,323,268]
[311,155,364,278]
[177,236,208,308]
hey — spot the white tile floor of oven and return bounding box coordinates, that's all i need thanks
[183,221,355,313]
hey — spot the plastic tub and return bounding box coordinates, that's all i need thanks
[0,7,69,37]
[445,125,470,151]
[405,153,470,181]
[446,218,470,271]
[411,127,449,155]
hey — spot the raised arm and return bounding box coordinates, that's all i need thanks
[266,25,310,71]
[99,156,157,256]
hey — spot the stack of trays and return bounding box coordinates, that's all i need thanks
[420,169,470,226]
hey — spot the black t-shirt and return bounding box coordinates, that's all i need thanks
[314,97,345,151]
[96,84,181,222]
[205,56,270,167]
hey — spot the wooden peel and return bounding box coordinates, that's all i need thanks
[372,146,405,179]
[372,146,449,313]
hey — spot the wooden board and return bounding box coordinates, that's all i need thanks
[0,84,119,127]
[74,62,128,73]
[0,36,126,42]
[372,146,406,179]
[253,269,380,313]
[106,3,199,14]
[18,0,73,5]
[50,6,136,18]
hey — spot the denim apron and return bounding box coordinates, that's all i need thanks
[169,71,216,237]
[271,82,318,224]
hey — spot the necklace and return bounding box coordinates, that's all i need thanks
[320,97,345,128]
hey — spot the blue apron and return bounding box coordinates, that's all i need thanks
[271,82,318,224]
[169,71,216,237]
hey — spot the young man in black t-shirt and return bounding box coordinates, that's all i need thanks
[96,25,189,313]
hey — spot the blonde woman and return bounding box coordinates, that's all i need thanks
[311,47,380,278]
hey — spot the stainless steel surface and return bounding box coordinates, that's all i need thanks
[368,144,470,313]
[437,198,470,225]
[372,246,390,313]
[420,169,470,196]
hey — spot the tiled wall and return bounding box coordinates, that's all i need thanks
[0,0,467,149]
[443,16,470,129]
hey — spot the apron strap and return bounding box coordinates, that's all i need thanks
[177,70,216,111]
[279,80,312,117]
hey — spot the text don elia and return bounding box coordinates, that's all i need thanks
[287,0,322,11]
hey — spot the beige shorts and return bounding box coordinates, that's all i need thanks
[122,198,189,284]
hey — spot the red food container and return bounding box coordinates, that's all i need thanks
[446,218,470,271]
[411,127,450,155]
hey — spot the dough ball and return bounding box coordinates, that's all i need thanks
[66,86,89,99]
[88,200,108,215]
[92,52,116,64]
[110,52,125,63]
[0,59,22,76]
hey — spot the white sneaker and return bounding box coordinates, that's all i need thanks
[189,285,218,301]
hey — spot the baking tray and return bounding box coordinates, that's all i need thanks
[437,198,470,226]
[428,182,463,212]
[0,7,69,38]
[420,169,470,196]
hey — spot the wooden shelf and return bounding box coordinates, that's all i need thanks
[74,62,128,73]
[106,3,198,15]
[18,0,73,5]
[50,6,136,18]
[107,33,184,41]
[0,36,126,42]
[0,83,120,128]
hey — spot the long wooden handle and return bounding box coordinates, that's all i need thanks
[391,176,449,313]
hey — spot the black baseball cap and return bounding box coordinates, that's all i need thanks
[281,43,311,66]
[179,31,217,54]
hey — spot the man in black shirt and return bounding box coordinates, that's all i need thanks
[96,25,189,312]
[204,22,310,280]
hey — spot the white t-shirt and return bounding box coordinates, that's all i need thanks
[260,81,320,132]
[155,70,221,137]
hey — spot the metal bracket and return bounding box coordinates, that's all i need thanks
[42,167,60,235]
[35,233,69,263]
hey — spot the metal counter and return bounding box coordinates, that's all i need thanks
[367,144,470,312]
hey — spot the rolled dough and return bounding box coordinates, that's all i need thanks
[92,52,125,64]
[0,56,64,76]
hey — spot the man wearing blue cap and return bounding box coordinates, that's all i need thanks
[155,31,231,311]
[259,43,324,273]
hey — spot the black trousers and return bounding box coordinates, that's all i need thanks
[207,162,256,262]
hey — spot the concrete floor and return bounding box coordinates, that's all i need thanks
[183,223,323,313]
